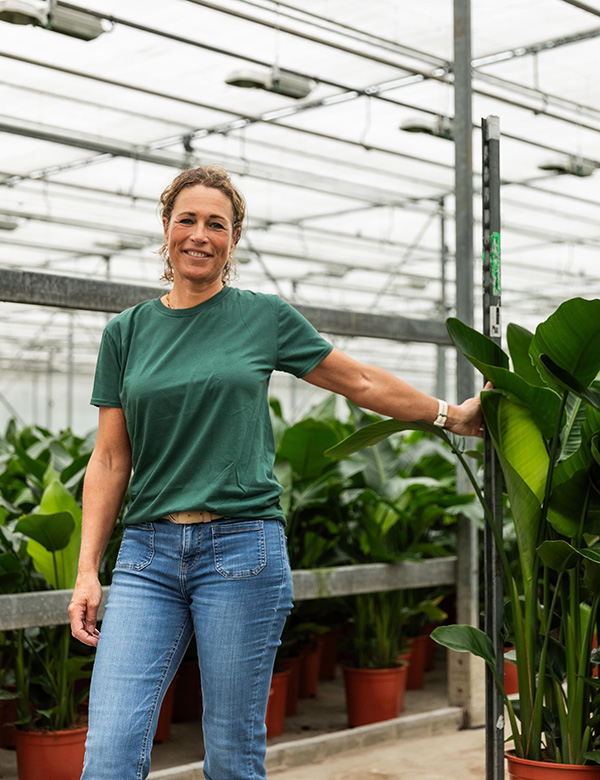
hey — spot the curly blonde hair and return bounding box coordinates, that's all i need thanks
[159,165,246,285]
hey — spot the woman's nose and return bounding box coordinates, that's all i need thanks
[190,222,208,241]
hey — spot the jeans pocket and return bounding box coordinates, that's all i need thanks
[212,520,267,578]
[114,523,155,571]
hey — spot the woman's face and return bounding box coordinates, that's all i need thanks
[163,185,238,290]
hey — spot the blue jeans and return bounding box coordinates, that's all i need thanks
[81,518,293,780]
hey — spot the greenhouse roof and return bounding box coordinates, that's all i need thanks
[0,0,599,406]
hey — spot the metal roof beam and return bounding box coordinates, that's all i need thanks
[0,268,451,345]
[558,0,600,18]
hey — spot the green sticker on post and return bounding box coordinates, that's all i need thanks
[490,231,501,295]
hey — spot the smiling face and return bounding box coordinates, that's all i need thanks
[163,185,239,294]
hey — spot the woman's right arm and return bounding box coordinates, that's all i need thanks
[68,406,132,647]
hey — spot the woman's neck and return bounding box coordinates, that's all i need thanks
[164,280,224,309]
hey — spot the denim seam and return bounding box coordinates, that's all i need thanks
[136,614,191,780]
[180,524,202,574]
[245,522,290,779]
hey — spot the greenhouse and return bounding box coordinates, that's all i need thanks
[0,1,599,779]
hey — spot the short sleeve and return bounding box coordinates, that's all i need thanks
[275,298,333,377]
[90,327,122,407]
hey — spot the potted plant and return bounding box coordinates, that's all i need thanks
[0,424,98,780]
[12,471,93,780]
[343,589,409,727]
[327,297,600,774]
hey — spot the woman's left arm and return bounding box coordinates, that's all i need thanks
[302,347,486,438]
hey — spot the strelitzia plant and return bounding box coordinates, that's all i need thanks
[326,297,600,765]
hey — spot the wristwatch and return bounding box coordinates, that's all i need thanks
[433,399,448,428]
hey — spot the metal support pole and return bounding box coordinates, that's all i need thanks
[67,313,74,429]
[450,0,484,728]
[482,114,505,780]
[46,347,54,430]
[435,198,448,400]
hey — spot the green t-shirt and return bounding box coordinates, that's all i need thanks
[90,287,333,526]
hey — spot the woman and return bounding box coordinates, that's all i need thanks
[69,165,485,780]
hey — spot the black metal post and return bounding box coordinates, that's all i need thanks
[482,114,505,780]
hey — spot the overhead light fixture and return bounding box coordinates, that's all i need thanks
[0,0,48,26]
[0,0,107,40]
[400,117,454,141]
[225,69,315,99]
[0,216,20,230]
[538,156,596,177]
[47,4,106,41]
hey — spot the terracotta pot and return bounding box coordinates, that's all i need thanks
[280,655,302,716]
[153,677,176,744]
[343,665,407,727]
[15,726,88,780]
[406,634,428,690]
[506,751,600,779]
[265,668,290,738]
[173,660,202,722]
[319,629,340,681]
[298,639,324,698]
[504,648,519,695]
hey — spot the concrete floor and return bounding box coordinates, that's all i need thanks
[0,651,487,779]
[269,727,486,780]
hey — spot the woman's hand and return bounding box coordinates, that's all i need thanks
[69,573,103,647]
[446,382,493,438]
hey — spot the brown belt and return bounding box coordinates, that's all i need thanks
[163,510,224,524]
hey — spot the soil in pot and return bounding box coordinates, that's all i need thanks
[343,665,407,727]
[15,725,88,780]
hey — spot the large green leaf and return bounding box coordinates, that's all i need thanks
[482,391,548,582]
[548,428,596,536]
[326,418,449,459]
[464,359,561,440]
[15,512,75,552]
[447,318,560,438]
[446,317,509,369]
[278,419,340,480]
[273,461,292,517]
[530,298,600,387]
[507,323,546,386]
[539,355,600,409]
[17,479,82,589]
[537,540,578,571]
[0,552,23,593]
[431,624,495,664]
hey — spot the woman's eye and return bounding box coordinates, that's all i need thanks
[179,218,194,224]
[210,222,225,229]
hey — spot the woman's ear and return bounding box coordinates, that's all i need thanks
[162,217,169,241]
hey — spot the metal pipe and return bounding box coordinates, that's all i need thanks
[482,114,505,780]
[451,0,481,729]
[559,0,600,18]
[436,199,448,400]
[0,269,453,345]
